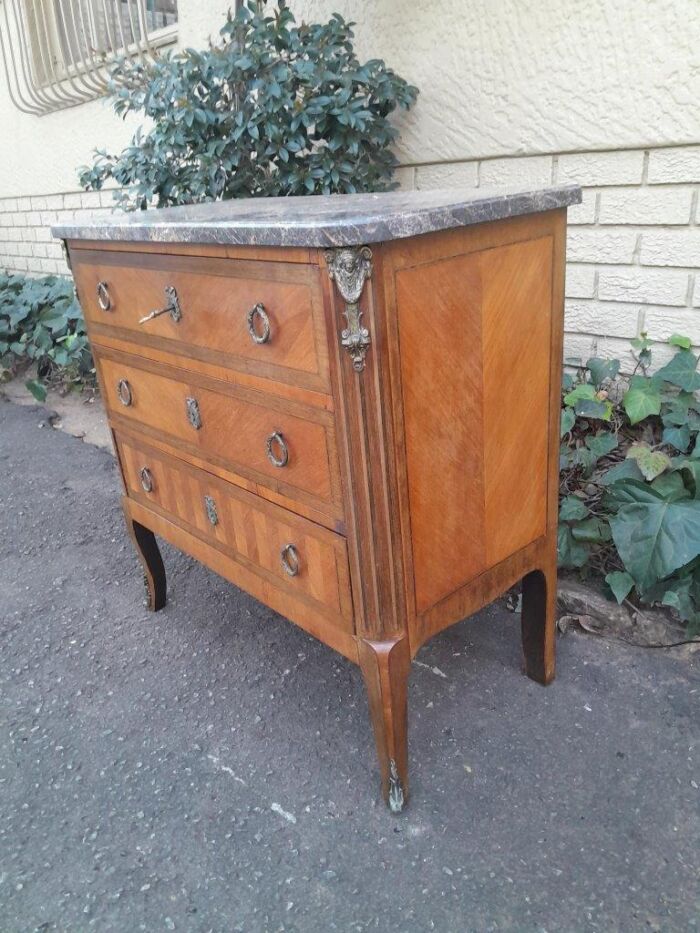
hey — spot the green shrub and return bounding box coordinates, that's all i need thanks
[560,333,700,637]
[0,272,94,399]
[78,0,418,210]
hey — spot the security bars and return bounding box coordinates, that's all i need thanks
[0,0,177,114]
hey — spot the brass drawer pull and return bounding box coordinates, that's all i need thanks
[246,302,271,344]
[97,281,111,311]
[280,543,299,577]
[139,285,182,325]
[266,431,288,468]
[204,495,218,526]
[186,397,202,430]
[139,467,153,493]
[116,378,132,406]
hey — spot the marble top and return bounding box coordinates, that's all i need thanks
[52,185,581,248]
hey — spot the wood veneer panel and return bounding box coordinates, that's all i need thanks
[98,352,339,509]
[481,236,552,566]
[72,250,330,391]
[395,251,487,614]
[124,498,358,663]
[118,435,352,622]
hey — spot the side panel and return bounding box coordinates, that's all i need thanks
[390,217,556,621]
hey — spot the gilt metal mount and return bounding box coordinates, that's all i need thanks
[325,246,373,373]
[388,758,406,813]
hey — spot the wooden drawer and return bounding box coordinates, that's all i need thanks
[116,434,353,625]
[72,249,330,392]
[98,351,341,512]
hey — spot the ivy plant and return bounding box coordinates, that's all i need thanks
[78,1,418,210]
[559,333,700,637]
[0,272,93,399]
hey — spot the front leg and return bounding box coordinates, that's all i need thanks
[123,507,166,612]
[358,637,410,813]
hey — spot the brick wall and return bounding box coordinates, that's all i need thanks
[1,144,699,372]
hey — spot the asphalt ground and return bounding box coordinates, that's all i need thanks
[1,398,698,932]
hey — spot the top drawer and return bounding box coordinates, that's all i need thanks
[71,249,330,392]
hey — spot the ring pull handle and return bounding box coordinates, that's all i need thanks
[280,543,300,577]
[140,467,153,493]
[204,495,218,526]
[117,378,132,406]
[265,431,288,468]
[139,285,182,325]
[97,281,111,311]
[186,397,202,430]
[247,302,271,344]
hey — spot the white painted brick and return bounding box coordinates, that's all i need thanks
[563,332,599,365]
[81,191,102,208]
[44,194,64,211]
[693,278,700,308]
[648,146,700,184]
[566,228,637,264]
[598,187,693,225]
[598,267,690,305]
[39,211,58,226]
[557,149,644,186]
[34,226,52,242]
[479,155,552,187]
[565,299,642,338]
[16,197,31,211]
[0,199,18,212]
[644,307,700,344]
[567,188,597,224]
[62,192,84,209]
[565,264,596,299]
[415,160,478,189]
[639,229,700,268]
[30,196,48,211]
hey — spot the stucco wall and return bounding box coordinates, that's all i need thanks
[1,0,699,369]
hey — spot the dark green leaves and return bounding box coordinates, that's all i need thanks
[623,375,661,425]
[0,273,92,395]
[610,494,700,591]
[78,2,418,208]
[654,349,700,392]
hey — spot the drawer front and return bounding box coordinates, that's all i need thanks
[117,435,353,622]
[99,353,340,509]
[72,250,330,390]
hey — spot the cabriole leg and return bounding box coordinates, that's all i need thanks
[124,511,166,612]
[521,562,557,685]
[358,637,410,813]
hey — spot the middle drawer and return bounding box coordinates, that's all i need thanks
[99,351,341,512]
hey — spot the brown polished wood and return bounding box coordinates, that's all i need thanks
[67,205,567,811]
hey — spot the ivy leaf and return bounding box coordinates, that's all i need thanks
[622,375,661,425]
[668,334,692,350]
[570,517,611,543]
[662,424,691,452]
[557,525,590,569]
[609,497,700,590]
[559,495,589,521]
[586,357,620,387]
[25,379,47,402]
[560,407,575,437]
[599,458,644,486]
[586,431,618,459]
[626,443,671,481]
[605,570,635,604]
[650,470,691,501]
[654,349,700,392]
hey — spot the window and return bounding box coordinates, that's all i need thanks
[0,0,178,115]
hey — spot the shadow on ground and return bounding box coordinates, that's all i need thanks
[1,399,698,933]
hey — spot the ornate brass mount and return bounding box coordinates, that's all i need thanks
[325,246,373,373]
[388,759,406,813]
[186,396,202,430]
[139,285,182,324]
[204,495,218,526]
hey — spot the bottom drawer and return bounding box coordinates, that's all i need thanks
[116,432,353,627]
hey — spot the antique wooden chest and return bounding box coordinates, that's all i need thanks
[54,185,580,811]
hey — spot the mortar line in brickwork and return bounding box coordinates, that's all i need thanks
[551,155,559,185]
[691,189,699,227]
[642,151,650,185]
[685,274,694,308]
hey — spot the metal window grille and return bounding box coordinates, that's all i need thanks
[0,0,177,115]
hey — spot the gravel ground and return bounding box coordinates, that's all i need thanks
[1,398,698,933]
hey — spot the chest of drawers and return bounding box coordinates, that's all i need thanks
[54,185,580,811]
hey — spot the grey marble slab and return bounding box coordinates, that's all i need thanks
[52,184,581,248]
